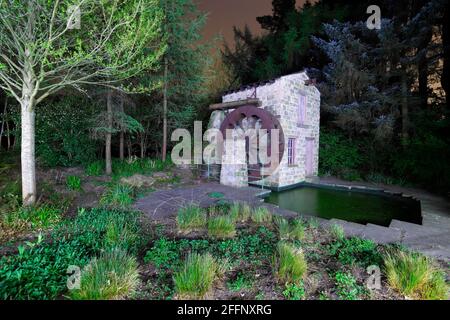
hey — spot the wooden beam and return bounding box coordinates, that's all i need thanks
[209,98,261,111]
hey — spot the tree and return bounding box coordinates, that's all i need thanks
[0,0,166,205]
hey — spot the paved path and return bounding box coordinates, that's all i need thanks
[135,180,450,261]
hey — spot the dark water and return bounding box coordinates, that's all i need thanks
[264,186,422,226]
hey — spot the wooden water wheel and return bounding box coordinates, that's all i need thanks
[220,105,284,180]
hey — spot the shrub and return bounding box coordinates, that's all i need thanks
[85,161,103,176]
[173,253,218,299]
[69,249,139,300]
[176,205,207,232]
[251,207,272,224]
[274,242,307,284]
[208,216,236,239]
[100,184,134,208]
[319,129,362,177]
[334,271,363,300]
[66,175,82,191]
[384,250,448,300]
[275,217,305,241]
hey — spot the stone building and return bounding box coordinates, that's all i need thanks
[207,71,320,189]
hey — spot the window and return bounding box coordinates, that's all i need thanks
[287,138,296,166]
[298,95,307,125]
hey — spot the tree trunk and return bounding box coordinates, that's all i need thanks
[120,131,124,160]
[442,5,449,105]
[105,90,113,175]
[21,98,36,205]
[0,98,6,149]
[162,57,168,161]
[401,73,409,144]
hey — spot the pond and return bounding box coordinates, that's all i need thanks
[264,186,422,227]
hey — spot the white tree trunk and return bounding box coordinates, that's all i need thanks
[105,90,113,175]
[21,98,36,205]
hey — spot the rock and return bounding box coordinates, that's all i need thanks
[120,174,155,188]
[152,172,173,180]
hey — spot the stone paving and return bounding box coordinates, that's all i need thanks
[134,180,450,261]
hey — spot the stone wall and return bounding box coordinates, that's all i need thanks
[221,71,321,188]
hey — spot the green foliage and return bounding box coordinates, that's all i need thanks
[251,206,272,224]
[111,158,171,179]
[274,242,307,284]
[327,237,381,267]
[329,224,345,241]
[384,250,448,300]
[229,202,251,223]
[275,216,305,241]
[207,216,236,239]
[5,205,61,230]
[100,184,134,209]
[85,161,104,176]
[66,175,82,191]
[282,282,306,300]
[0,208,141,300]
[176,205,207,232]
[334,271,363,300]
[144,237,182,270]
[32,98,99,167]
[69,248,139,300]
[173,253,218,299]
[227,273,253,292]
[319,130,362,177]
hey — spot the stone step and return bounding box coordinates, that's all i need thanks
[360,223,402,244]
[329,219,365,238]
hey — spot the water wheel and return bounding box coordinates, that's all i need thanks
[220,105,284,180]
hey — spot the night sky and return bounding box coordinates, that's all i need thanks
[196,0,309,47]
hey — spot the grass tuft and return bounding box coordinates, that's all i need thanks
[69,248,139,300]
[329,224,345,240]
[208,215,236,239]
[173,253,218,299]
[176,205,207,232]
[274,242,307,284]
[251,207,272,224]
[66,175,82,191]
[100,184,134,208]
[275,216,305,241]
[384,250,448,300]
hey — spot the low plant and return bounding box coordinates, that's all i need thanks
[275,217,305,241]
[208,215,236,239]
[282,282,306,300]
[0,208,141,300]
[327,237,381,267]
[227,273,253,292]
[384,250,448,300]
[144,237,183,270]
[251,206,272,224]
[69,248,139,300]
[100,184,134,208]
[2,204,61,231]
[274,242,307,284]
[85,161,103,176]
[66,175,82,191]
[334,271,363,300]
[177,205,207,232]
[329,224,345,240]
[173,253,218,299]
